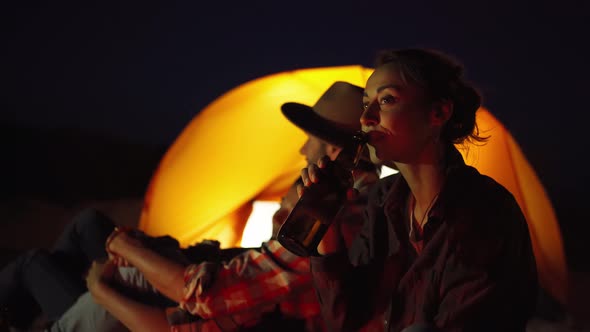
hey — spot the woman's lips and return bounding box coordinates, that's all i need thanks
[365,131,386,145]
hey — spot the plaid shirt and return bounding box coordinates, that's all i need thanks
[169,240,322,331]
[167,173,379,332]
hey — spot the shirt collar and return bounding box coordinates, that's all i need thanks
[383,145,469,223]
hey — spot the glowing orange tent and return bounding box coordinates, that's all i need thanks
[138,66,567,304]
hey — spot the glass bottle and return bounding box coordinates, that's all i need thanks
[277,131,367,257]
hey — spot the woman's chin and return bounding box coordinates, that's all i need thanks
[374,150,393,164]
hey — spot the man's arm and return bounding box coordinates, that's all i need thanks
[108,231,186,303]
[180,240,314,319]
[110,231,314,321]
[86,260,171,332]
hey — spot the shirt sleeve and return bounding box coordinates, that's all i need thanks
[310,251,359,331]
[179,240,313,319]
[310,180,397,332]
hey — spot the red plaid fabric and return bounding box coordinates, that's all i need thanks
[168,240,323,331]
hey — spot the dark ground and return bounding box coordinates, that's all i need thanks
[0,126,163,265]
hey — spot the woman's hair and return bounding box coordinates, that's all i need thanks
[375,48,487,145]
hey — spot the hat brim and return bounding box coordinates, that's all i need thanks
[281,102,358,148]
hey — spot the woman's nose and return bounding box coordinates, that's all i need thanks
[360,102,379,127]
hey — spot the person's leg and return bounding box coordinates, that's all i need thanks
[48,292,128,332]
[0,249,43,328]
[22,249,87,321]
[51,208,115,276]
[1,209,116,327]
[19,209,116,321]
[49,268,173,332]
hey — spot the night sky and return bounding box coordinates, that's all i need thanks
[2,1,589,268]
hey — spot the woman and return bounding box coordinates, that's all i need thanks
[304,49,538,331]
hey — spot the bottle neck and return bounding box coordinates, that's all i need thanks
[336,135,366,172]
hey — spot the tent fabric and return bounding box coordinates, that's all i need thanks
[138,66,567,304]
[139,66,373,247]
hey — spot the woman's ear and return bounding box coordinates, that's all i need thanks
[431,99,453,126]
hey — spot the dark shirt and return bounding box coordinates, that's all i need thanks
[310,148,538,332]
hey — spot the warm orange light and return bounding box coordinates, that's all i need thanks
[240,200,279,247]
[139,66,374,247]
[139,66,567,304]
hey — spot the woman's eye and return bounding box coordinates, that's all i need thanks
[362,102,369,110]
[379,95,396,105]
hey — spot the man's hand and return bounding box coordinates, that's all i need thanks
[86,259,116,292]
[299,155,359,200]
[106,229,145,266]
[299,156,330,191]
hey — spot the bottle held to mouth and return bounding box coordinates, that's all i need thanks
[277,131,367,257]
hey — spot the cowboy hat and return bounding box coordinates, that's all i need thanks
[281,81,364,148]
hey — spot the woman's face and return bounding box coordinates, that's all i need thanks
[361,64,437,164]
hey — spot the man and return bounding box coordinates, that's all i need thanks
[51,81,381,331]
[0,210,247,330]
